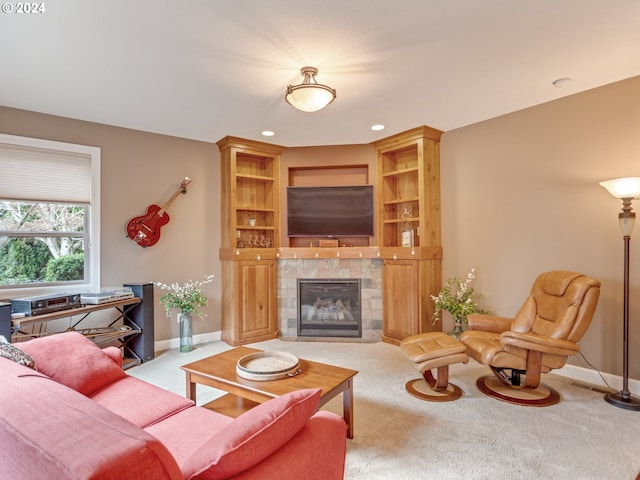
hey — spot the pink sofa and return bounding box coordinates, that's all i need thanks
[0,332,346,479]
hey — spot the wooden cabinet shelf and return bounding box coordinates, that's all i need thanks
[235,173,275,182]
[237,226,276,231]
[383,196,420,205]
[381,166,419,178]
[237,207,275,212]
[383,217,420,224]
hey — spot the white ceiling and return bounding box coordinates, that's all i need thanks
[1,0,639,147]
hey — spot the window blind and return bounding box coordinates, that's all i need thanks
[0,142,92,203]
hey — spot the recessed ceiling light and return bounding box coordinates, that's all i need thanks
[371,124,385,131]
[552,78,572,88]
[261,130,275,137]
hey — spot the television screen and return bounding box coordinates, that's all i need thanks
[287,185,374,237]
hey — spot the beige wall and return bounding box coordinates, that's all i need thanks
[0,107,222,343]
[441,75,640,378]
[2,74,639,379]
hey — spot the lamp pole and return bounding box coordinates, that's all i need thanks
[599,186,640,410]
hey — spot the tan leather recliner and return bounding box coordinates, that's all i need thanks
[460,270,601,406]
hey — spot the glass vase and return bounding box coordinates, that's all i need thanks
[447,319,464,340]
[179,311,193,353]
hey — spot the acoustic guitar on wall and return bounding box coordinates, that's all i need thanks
[126,177,192,248]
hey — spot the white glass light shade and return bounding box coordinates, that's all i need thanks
[599,177,640,199]
[285,85,335,112]
[619,215,636,237]
[285,67,336,113]
[600,177,640,237]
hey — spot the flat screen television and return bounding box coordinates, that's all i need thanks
[287,185,374,237]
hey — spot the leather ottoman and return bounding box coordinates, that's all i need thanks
[400,332,469,402]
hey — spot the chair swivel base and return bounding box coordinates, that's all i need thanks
[405,377,463,402]
[476,375,560,407]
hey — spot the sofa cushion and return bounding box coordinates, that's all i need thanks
[90,375,195,428]
[0,335,36,369]
[17,331,126,396]
[144,405,234,466]
[183,388,321,480]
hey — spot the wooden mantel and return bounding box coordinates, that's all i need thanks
[219,246,442,261]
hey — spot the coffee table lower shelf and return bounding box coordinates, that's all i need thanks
[202,393,260,418]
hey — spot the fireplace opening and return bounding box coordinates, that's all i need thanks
[297,279,362,338]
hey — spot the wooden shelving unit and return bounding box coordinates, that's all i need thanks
[7,290,153,369]
[11,297,141,327]
[372,126,444,344]
[218,136,281,251]
[217,136,282,346]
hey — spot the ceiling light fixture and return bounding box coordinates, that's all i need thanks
[285,66,336,112]
[371,124,385,131]
[261,130,275,137]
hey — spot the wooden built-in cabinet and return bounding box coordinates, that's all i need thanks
[222,258,277,344]
[217,127,443,346]
[373,126,443,344]
[217,137,282,345]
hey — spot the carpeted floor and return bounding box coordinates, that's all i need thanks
[129,339,640,480]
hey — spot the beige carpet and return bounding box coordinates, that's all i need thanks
[129,339,640,480]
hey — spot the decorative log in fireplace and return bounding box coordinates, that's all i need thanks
[297,279,362,337]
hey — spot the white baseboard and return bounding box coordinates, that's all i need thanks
[556,363,640,396]
[154,330,222,353]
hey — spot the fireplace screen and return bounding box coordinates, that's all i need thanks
[297,279,361,337]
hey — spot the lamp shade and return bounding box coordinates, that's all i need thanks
[599,177,640,199]
[285,67,336,112]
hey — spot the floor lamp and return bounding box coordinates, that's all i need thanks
[599,177,640,411]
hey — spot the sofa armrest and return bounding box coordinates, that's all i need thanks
[103,346,123,368]
[0,370,183,480]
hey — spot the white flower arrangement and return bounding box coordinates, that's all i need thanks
[431,268,487,325]
[155,274,214,319]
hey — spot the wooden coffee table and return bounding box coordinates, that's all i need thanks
[180,346,358,438]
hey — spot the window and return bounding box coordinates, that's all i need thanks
[0,134,100,296]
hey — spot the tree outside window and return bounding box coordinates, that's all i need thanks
[0,201,87,286]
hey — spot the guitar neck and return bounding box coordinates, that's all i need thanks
[157,178,191,216]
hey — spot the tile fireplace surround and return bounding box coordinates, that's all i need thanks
[277,257,383,341]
